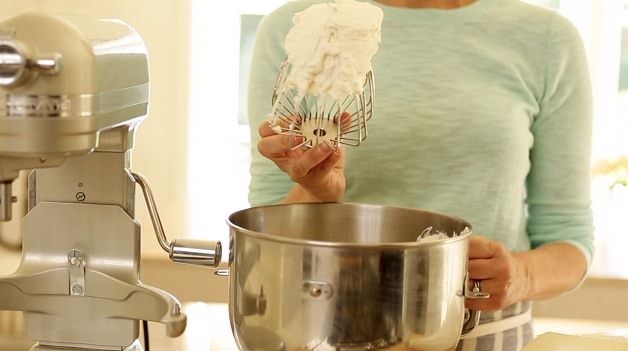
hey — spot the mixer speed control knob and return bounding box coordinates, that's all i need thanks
[0,40,60,87]
[0,41,27,86]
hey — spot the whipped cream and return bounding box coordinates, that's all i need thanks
[281,0,383,102]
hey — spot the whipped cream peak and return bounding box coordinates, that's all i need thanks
[282,0,383,102]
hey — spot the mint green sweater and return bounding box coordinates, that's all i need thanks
[247,0,595,264]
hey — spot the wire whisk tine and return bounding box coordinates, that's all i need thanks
[269,61,374,151]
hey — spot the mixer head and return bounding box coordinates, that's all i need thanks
[269,60,374,151]
[0,12,149,220]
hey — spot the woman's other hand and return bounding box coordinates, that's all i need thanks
[465,236,529,312]
[465,235,587,312]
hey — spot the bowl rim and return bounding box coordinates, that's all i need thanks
[226,202,473,249]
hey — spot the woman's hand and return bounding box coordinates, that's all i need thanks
[257,120,346,203]
[465,236,587,312]
[465,236,530,312]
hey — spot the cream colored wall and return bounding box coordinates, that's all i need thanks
[0,0,192,258]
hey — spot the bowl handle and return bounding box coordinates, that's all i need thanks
[462,272,491,336]
[462,308,481,336]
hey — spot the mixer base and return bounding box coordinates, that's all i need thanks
[29,339,143,351]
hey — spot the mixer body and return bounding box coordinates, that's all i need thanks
[0,12,186,351]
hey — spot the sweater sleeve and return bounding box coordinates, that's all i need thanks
[525,14,595,266]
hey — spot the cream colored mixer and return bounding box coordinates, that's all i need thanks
[0,12,221,351]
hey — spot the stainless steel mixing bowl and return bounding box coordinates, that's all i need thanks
[225,203,481,351]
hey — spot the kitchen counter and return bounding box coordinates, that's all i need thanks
[0,303,239,351]
[2,302,626,351]
[149,302,238,351]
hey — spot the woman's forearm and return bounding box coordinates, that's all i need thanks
[282,184,324,203]
[514,242,588,301]
[282,181,345,204]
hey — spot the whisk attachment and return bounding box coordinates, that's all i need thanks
[270,61,374,151]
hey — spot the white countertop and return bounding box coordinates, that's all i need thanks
[0,303,239,351]
[533,317,628,336]
[1,302,627,351]
[151,303,628,350]
[150,303,238,351]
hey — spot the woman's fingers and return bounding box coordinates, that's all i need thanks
[257,133,305,157]
[259,120,279,138]
[289,143,336,180]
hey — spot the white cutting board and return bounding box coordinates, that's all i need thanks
[523,332,628,351]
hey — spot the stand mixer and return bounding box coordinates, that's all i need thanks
[0,12,221,351]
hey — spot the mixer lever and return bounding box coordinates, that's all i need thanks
[132,172,222,268]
